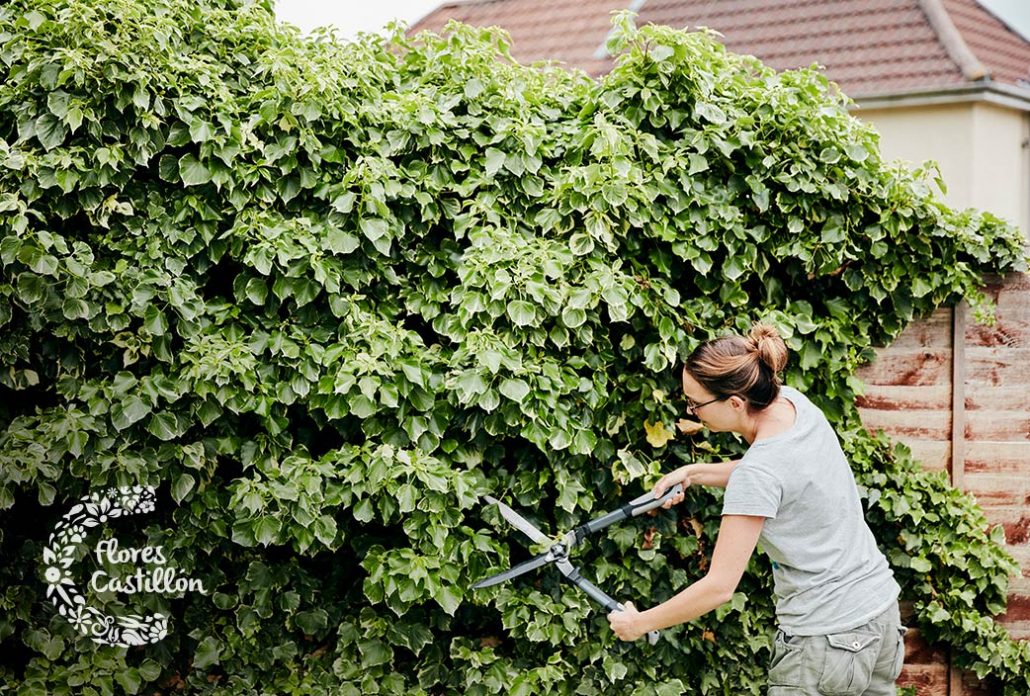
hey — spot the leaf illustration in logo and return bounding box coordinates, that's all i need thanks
[41,486,171,647]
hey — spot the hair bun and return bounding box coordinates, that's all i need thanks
[747,323,789,374]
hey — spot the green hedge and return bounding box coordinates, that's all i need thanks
[1,0,1028,693]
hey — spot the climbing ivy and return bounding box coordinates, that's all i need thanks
[1,1,1028,693]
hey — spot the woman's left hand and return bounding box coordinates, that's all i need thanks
[607,601,646,641]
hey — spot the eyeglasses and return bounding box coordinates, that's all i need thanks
[685,394,730,415]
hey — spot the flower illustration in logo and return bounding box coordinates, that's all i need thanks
[42,485,169,647]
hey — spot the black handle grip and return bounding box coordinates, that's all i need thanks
[559,563,662,645]
[579,483,685,539]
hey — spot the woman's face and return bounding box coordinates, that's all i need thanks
[681,369,743,433]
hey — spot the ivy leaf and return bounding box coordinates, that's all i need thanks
[114,669,141,695]
[603,655,628,682]
[676,419,706,436]
[62,298,89,320]
[158,154,179,182]
[499,378,530,403]
[434,585,461,615]
[147,412,181,441]
[694,102,726,125]
[359,639,393,668]
[35,113,67,150]
[24,10,47,30]
[46,91,70,118]
[253,516,281,546]
[171,472,196,503]
[644,420,674,448]
[326,228,360,254]
[506,300,536,327]
[569,233,594,256]
[189,118,215,143]
[138,660,161,682]
[143,305,168,335]
[464,78,484,99]
[483,148,506,176]
[294,609,328,635]
[193,636,222,669]
[178,154,211,186]
[244,278,267,305]
[910,556,933,573]
[313,515,337,546]
[650,44,674,62]
[359,217,389,242]
[111,396,151,431]
[561,306,587,328]
[480,350,503,374]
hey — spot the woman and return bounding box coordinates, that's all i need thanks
[607,323,906,695]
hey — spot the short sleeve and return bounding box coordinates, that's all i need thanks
[722,464,781,519]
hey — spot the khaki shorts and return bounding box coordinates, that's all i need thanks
[768,603,907,696]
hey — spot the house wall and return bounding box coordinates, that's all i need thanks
[970,103,1030,234]
[853,101,1030,696]
[856,101,1030,233]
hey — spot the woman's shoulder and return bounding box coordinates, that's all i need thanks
[778,384,805,402]
[778,385,818,418]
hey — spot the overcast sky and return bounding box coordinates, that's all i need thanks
[274,1,1030,43]
[982,1,1030,40]
[274,1,443,39]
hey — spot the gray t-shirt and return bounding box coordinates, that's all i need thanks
[721,385,900,635]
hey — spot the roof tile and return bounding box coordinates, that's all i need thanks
[408,0,1030,96]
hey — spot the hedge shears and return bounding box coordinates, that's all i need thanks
[471,484,684,645]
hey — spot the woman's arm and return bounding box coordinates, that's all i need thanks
[607,514,764,639]
[653,460,740,508]
[684,460,739,488]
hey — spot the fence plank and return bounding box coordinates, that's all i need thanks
[965,442,1030,473]
[858,408,951,440]
[857,350,951,385]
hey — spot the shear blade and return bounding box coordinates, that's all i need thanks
[484,495,550,545]
[471,551,554,589]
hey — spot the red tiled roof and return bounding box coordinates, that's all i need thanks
[410,0,629,76]
[408,0,1030,98]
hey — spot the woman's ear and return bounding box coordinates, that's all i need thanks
[728,395,748,412]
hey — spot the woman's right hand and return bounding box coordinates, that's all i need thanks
[652,465,695,509]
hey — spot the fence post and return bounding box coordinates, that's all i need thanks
[948,300,967,696]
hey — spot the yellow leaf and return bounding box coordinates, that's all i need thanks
[676,418,706,436]
[687,517,703,537]
[644,419,674,448]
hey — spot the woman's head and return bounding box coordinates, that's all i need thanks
[681,323,789,428]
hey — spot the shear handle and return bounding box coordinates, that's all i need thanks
[556,560,661,645]
[574,483,684,542]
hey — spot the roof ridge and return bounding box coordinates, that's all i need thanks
[918,0,988,81]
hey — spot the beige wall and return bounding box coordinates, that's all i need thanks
[856,101,1030,236]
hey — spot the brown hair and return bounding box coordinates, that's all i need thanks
[684,323,789,411]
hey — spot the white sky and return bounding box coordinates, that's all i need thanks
[274,1,444,39]
[981,0,1030,41]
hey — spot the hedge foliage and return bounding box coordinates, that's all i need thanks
[1,0,1029,693]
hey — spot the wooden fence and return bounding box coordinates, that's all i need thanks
[856,272,1030,695]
